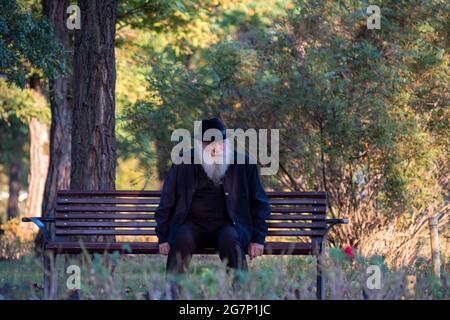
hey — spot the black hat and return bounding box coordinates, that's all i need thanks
[200,117,227,142]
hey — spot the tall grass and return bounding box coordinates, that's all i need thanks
[0,248,448,300]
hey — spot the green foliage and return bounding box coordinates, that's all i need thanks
[0,79,48,123]
[117,0,206,32]
[117,0,289,180]
[0,0,66,87]
[122,0,448,254]
[0,80,34,168]
[0,77,50,177]
[117,0,289,59]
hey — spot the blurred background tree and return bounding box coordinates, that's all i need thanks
[0,0,64,225]
[122,0,449,266]
[0,82,33,220]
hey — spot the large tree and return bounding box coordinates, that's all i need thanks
[37,0,73,244]
[71,0,117,190]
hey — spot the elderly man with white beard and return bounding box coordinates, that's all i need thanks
[155,118,271,279]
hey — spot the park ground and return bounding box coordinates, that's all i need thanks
[0,249,448,300]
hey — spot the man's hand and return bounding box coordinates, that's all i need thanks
[247,243,264,259]
[159,242,170,255]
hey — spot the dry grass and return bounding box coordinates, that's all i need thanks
[0,248,448,300]
[0,218,36,260]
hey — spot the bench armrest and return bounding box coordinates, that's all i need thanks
[22,217,55,229]
[323,218,349,239]
[325,218,349,226]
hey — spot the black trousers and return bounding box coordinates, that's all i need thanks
[166,217,248,274]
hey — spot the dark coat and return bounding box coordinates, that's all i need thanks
[155,151,271,250]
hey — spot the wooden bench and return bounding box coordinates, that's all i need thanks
[23,190,348,299]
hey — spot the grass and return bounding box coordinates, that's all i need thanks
[0,248,448,300]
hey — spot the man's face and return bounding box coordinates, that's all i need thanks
[200,138,229,184]
[202,140,225,163]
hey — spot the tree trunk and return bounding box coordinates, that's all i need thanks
[26,117,50,218]
[71,0,117,243]
[428,214,441,278]
[7,162,22,220]
[41,0,73,216]
[25,74,50,219]
[71,0,117,191]
[38,0,73,245]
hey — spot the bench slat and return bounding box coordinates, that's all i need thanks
[55,229,325,236]
[57,199,326,214]
[267,214,325,220]
[268,221,326,228]
[54,221,325,229]
[268,230,325,236]
[55,213,326,220]
[55,221,157,228]
[57,190,162,197]
[57,190,326,198]
[55,200,325,211]
[55,221,325,229]
[56,205,158,211]
[55,205,326,214]
[55,213,156,219]
[56,229,157,235]
[269,191,326,198]
[270,206,326,213]
[269,199,326,205]
[58,198,162,204]
[44,241,314,255]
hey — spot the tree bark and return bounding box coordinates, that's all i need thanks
[41,0,73,218]
[35,0,74,248]
[71,0,117,191]
[7,162,22,220]
[25,74,50,219]
[26,116,50,218]
[71,0,117,243]
[428,214,441,278]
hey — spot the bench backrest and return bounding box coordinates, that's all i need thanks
[54,190,328,242]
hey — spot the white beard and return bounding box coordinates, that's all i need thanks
[195,139,232,185]
[202,160,229,185]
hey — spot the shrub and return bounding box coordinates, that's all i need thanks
[0,218,36,260]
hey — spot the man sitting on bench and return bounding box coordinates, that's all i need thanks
[155,118,271,275]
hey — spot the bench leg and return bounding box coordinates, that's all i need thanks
[316,257,325,300]
[44,250,58,300]
[313,238,326,300]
